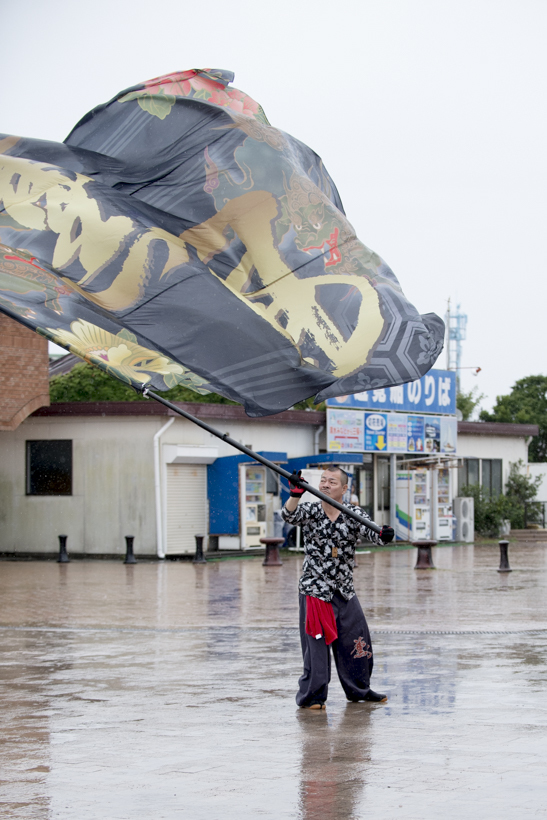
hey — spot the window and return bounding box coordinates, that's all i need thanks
[26,440,72,496]
[482,459,502,497]
[458,458,479,494]
[458,457,503,497]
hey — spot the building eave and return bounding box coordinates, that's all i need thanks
[457,421,539,438]
[31,401,327,426]
[30,404,539,438]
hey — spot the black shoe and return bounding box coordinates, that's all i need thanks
[347,689,388,703]
[363,689,387,702]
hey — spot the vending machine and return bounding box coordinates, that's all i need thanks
[241,465,267,548]
[395,469,431,541]
[435,467,454,541]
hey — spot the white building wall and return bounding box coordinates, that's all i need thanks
[0,411,532,555]
[527,463,547,501]
[160,416,317,458]
[0,415,161,555]
[0,413,318,556]
[456,433,530,488]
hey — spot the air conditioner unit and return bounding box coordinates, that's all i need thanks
[454,497,474,542]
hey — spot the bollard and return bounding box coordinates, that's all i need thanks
[124,535,137,565]
[498,539,512,572]
[193,534,207,564]
[57,534,70,563]
[260,537,284,566]
[413,539,437,569]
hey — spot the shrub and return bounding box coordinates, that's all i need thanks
[461,460,541,535]
[504,460,542,528]
[460,484,507,537]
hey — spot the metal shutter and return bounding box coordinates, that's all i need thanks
[165,464,208,554]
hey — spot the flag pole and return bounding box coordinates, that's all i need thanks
[141,387,383,535]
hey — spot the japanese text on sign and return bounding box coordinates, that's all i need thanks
[327,409,364,452]
[327,409,457,454]
[326,369,456,415]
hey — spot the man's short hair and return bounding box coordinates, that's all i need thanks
[324,464,348,486]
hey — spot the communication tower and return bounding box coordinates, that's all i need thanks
[445,300,467,390]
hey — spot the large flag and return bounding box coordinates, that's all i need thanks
[0,69,444,416]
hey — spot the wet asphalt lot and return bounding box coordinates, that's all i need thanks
[1,543,546,819]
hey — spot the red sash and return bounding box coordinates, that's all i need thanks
[305,595,338,645]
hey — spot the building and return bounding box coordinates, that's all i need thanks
[0,395,538,557]
[526,462,547,506]
[0,314,49,431]
[457,421,538,495]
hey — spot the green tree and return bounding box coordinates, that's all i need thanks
[50,361,327,410]
[50,362,239,405]
[291,396,326,411]
[456,387,485,421]
[480,375,547,462]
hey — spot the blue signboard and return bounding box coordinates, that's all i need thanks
[326,369,456,416]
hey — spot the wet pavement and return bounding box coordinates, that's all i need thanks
[1,543,546,819]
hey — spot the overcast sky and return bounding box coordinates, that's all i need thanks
[3,0,546,413]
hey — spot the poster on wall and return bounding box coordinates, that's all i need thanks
[364,413,388,451]
[387,414,408,453]
[327,408,365,452]
[407,416,425,454]
[327,409,457,454]
[424,417,441,453]
[441,417,458,453]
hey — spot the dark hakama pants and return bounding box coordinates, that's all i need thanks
[297,591,375,707]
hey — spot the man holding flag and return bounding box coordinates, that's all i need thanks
[282,465,394,710]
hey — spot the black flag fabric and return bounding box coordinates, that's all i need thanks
[0,68,444,416]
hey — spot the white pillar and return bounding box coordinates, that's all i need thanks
[430,466,438,541]
[390,453,397,529]
[373,455,379,524]
[153,417,175,558]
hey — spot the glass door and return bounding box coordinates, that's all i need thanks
[243,466,267,548]
[356,464,374,518]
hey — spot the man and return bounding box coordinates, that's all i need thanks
[282,465,394,710]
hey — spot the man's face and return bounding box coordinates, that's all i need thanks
[319,470,347,503]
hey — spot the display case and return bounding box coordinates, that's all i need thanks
[395,469,431,541]
[436,467,454,541]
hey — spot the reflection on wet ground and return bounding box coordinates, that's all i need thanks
[1,544,546,818]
